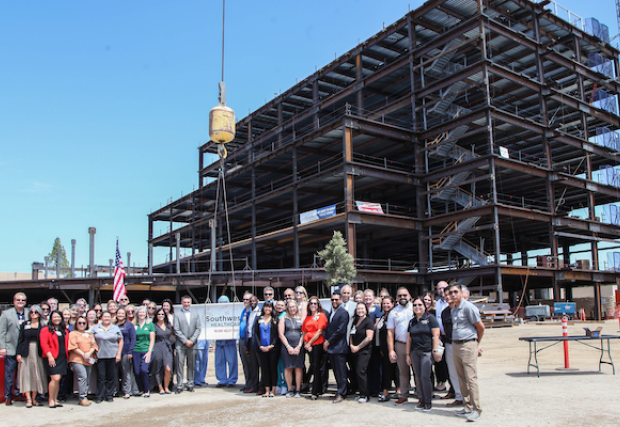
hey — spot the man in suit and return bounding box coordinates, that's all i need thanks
[0,292,28,405]
[174,295,202,393]
[243,295,262,394]
[323,290,350,403]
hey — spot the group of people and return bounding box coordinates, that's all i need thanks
[1,282,484,422]
[0,293,217,408]
[237,282,484,422]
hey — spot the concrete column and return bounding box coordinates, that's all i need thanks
[71,239,76,278]
[44,256,50,279]
[88,227,96,277]
[148,243,153,275]
[109,259,114,275]
[127,252,131,275]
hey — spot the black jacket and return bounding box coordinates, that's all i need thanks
[16,321,43,358]
[441,306,453,344]
[252,315,279,350]
[324,306,350,354]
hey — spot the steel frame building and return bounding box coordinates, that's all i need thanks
[147,0,620,314]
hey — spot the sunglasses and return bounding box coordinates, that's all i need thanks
[15,299,26,302]
[243,298,250,301]
[309,302,318,305]
[264,293,273,296]
[331,298,340,301]
[77,322,87,325]
[148,307,156,310]
[127,311,135,314]
[397,295,408,298]
[157,313,165,316]
[295,291,304,294]
[95,309,102,312]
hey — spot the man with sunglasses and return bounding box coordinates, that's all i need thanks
[323,291,350,403]
[238,292,253,391]
[283,288,294,302]
[387,287,413,405]
[0,292,28,405]
[446,284,484,423]
[118,295,130,309]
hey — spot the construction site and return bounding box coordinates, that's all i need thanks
[3,0,620,318]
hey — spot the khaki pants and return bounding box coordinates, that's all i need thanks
[453,340,481,413]
[395,341,410,398]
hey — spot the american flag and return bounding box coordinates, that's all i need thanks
[113,239,127,302]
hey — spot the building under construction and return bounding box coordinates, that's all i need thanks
[4,0,611,312]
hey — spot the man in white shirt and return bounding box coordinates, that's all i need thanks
[387,287,413,404]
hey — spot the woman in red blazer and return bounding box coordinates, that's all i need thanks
[40,310,70,408]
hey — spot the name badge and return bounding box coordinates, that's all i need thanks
[314,315,319,321]
[421,319,428,324]
[25,325,32,330]
[351,326,357,335]
[55,331,63,336]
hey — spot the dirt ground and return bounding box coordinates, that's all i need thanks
[3,320,620,427]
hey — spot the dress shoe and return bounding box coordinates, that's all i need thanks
[395,397,408,405]
[441,393,456,400]
[175,389,183,394]
[256,389,266,396]
[332,395,344,404]
[13,395,26,402]
[227,384,235,388]
[5,398,13,406]
[446,399,463,407]
[243,388,257,394]
[79,400,92,406]
[216,384,225,388]
[187,388,194,393]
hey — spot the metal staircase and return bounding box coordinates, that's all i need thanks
[425,39,491,275]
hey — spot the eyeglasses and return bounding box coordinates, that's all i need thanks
[413,303,424,307]
[447,290,459,295]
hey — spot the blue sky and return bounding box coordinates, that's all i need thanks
[1,0,617,274]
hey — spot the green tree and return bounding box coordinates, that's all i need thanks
[49,237,71,277]
[317,231,357,285]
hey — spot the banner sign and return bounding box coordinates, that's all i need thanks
[174,298,333,342]
[300,204,337,224]
[355,201,384,214]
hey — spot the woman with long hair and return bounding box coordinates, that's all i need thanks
[16,305,47,407]
[68,316,98,406]
[279,300,305,398]
[254,301,279,398]
[93,304,103,321]
[376,296,399,402]
[406,296,441,412]
[301,296,327,400]
[115,307,136,398]
[349,302,374,403]
[294,286,308,321]
[61,308,73,331]
[151,308,173,394]
[40,310,70,408]
[133,306,155,397]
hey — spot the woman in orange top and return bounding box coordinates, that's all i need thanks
[40,310,70,408]
[68,316,99,406]
[301,296,328,400]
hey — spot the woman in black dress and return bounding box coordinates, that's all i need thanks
[16,305,47,407]
[349,302,375,403]
[40,310,69,408]
[151,308,173,394]
[376,296,400,402]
